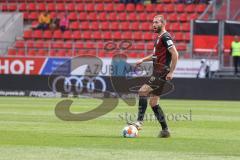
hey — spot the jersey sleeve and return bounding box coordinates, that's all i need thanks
[162,34,174,49]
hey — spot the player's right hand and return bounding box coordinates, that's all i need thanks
[136,59,143,66]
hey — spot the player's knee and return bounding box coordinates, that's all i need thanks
[138,85,149,96]
[138,90,148,96]
[149,98,158,107]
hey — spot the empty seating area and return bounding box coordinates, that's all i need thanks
[0,0,207,58]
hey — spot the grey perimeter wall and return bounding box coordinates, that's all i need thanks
[0,75,239,100]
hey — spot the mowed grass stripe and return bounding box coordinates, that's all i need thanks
[0,97,240,160]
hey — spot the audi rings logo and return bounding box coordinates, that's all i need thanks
[52,76,107,93]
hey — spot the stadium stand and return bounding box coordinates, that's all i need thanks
[0,0,208,58]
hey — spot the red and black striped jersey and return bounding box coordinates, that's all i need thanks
[152,31,174,73]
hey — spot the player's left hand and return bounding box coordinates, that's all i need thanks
[166,72,173,81]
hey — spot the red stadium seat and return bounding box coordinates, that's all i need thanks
[134,43,145,50]
[176,4,184,13]
[118,12,127,21]
[184,32,190,41]
[15,40,25,48]
[126,4,135,12]
[38,49,48,56]
[105,3,114,12]
[136,4,144,12]
[1,4,8,11]
[32,30,43,39]
[28,3,36,12]
[143,32,154,41]
[17,49,25,56]
[49,50,56,56]
[56,50,66,57]
[63,31,72,40]
[171,23,181,32]
[34,40,45,48]
[23,12,29,20]
[96,3,104,12]
[174,32,184,42]
[189,13,199,20]
[90,22,99,30]
[108,12,117,21]
[76,4,84,12]
[79,12,87,21]
[8,48,17,56]
[70,21,80,30]
[19,3,27,12]
[179,13,188,22]
[53,30,62,39]
[156,4,164,12]
[168,13,178,22]
[92,31,102,40]
[82,31,92,39]
[181,23,190,32]
[141,22,151,31]
[128,12,137,21]
[186,4,195,13]
[72,31,81,40]
[80,22,89,30]
[47,3,55,12]
[145,4,155,12]
[50,12,57,19]
[122,32,132,40]
[64,41,73,49]
[176,44,187,51]
[120,22,130,31]
[85,4,95,12]
[138,13,147,21]
[68,12,78,21]
[52,41,64,49]
[75,41,84,49]
[133,32,143,41]
[24,30,32,39]
[85,42,96,49]
[27,49,36,56]
[147,13,156,21]
[66,3,75,12]
[43,30,53,39]
[8,4,17,11]
[26,40,34,48]
[196,4,206,13]
[88,12,97,21]
[147,42,154,50]
[100,22,110,30]
[165,4,175,13]
[112,31,122,40]
[37,3,46,12]
[115,4,125,12]
[97,12,107,21]
[28,12,38,20]
[56,4,65,11]
[130,22,140,31]
[110,22,119,30]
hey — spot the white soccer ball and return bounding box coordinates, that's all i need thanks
[122,125,139,138]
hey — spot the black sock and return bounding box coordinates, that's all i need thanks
[151,104,168,130]
[137,96,148,122]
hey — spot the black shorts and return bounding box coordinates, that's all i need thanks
[147,71,169,96]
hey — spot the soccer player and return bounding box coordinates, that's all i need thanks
[129,15,179,138]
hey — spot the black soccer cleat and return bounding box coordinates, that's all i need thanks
[158,129,171,138]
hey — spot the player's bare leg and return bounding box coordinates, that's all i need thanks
[149,95,170,138]
[128,84,152,130]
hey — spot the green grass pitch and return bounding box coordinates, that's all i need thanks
[0,97,240,160]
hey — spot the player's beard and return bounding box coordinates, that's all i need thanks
[157,26,162,33]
